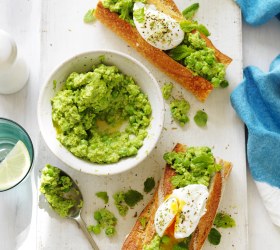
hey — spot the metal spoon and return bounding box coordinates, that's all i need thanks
[42,166,99,250]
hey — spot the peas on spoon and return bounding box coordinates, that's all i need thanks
[40,164,99,250]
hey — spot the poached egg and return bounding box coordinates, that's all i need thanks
[154,184,209,239]
[133,2,184,51]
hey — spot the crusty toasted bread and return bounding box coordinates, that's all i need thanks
[95,1,232,101]
[122,143,232,250]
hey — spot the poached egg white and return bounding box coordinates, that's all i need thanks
[133,2,184,51]
[154,184,209,239]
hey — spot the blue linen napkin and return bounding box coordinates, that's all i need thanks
[231,55,280,226]
[236,0,280,25]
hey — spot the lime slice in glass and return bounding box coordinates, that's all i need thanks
[0,140,31,190]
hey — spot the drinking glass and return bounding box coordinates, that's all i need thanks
[0,117,34,191]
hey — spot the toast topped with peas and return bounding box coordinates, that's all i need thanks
[95,0,232,101]
[122,143,232,249]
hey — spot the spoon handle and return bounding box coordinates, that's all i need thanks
[74,214,100,250]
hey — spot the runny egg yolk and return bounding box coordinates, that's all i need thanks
[154,184,209,239]
[154,197,178,237]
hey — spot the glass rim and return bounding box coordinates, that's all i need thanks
[0,117,34,192]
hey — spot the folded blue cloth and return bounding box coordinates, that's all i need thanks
[236,0,280,25]
[231,55,280,226]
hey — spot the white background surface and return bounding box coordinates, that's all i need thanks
[0,0,280,249]
[36,0,247,249]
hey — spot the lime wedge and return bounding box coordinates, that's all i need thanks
[0,140,31,190]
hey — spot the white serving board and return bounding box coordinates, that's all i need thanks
[36,0,247,249]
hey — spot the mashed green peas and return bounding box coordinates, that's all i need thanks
[102,0,146,25]
[88,208,117,237]
[170,99,190,126]
[169,31,228,88]
[163,146,222,188]
[51,63,152,164]
[161,83,173,100]
[40,164,82,218]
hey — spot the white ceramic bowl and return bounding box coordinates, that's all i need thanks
[37,50,164,175]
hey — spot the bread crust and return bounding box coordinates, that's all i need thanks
[146,0,183,21]
[122,143,232,250]
[122,186,159,249]
[189,160,232,250]
[95,1,232,102]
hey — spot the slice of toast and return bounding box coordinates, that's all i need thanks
[122,143,232,249]
[95,1,232,101]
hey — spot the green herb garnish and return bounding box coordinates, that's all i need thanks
[96,191,109,204]
[83,8,95,23]
[214,212,236,228]
[169,45,195,61]
[144,177,155,193]
[113,189,143,216]
[133,7,145,23]
[180,20,210,37]
[124,189,143,207]
[196,24,210,37]
[182,3,199,20]
[208,228,221,245]
[220,80,229,88]
[194,110,208,127]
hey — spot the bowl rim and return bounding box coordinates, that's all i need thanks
[0,117,34,192]
[37,49,164,175]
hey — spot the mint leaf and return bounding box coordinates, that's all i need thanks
[83,9,95,23]
[119,0,134,23]
[220,80,229,88]
[180,20,210,37]
[96,191,109,204]
[208,228,221,245]
[182,3,199,20]
[196,24,210,36]
[214,212,236,228]
[180,20,198,33]
[144,177,155,193]
[194,110,208,127]
[124,189,143,207]
[133,7,145,23]
[169,45,194,61]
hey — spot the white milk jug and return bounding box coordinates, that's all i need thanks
[0,29,29,94]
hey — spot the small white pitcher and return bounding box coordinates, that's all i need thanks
[0,29,29,94]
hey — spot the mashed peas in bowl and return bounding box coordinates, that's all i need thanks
[52,63,152,164]
[38,50,164,175]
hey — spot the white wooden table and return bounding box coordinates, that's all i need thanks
[1,0,280,249]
